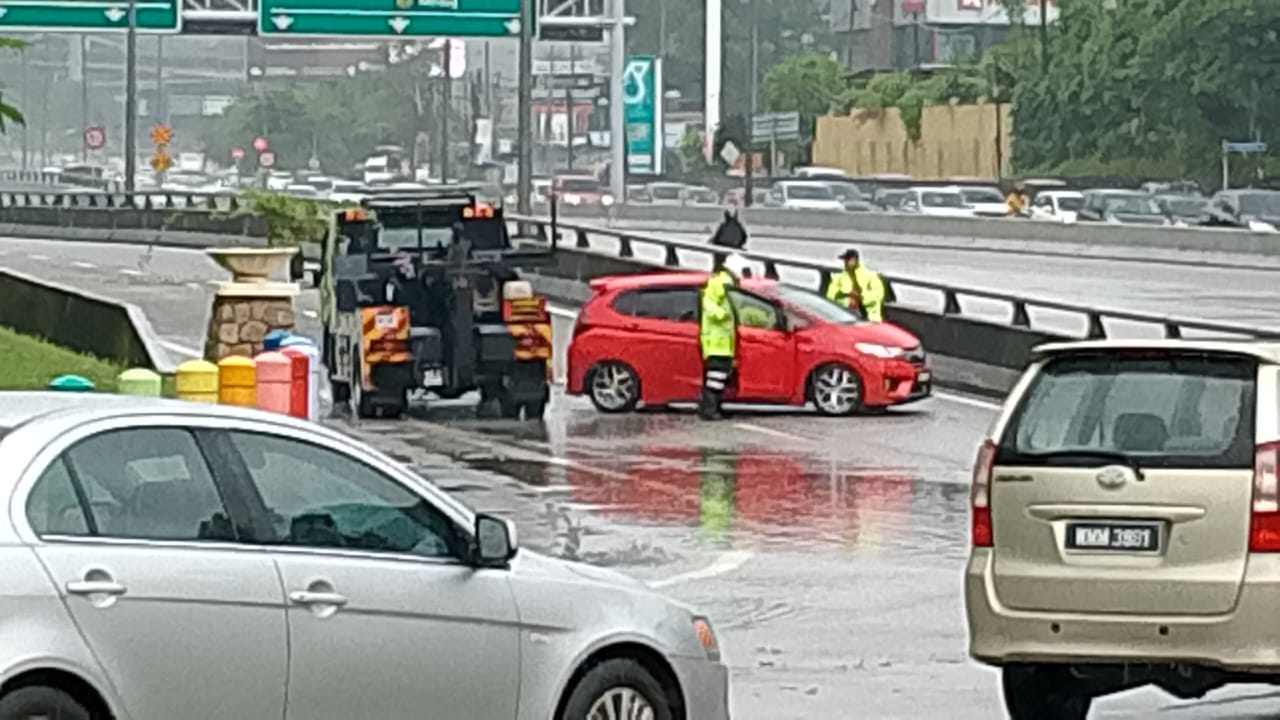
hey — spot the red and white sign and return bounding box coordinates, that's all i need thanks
[231,146,246,160]
[258,151,276,168]
[253,137,269,153]
[83,126,106,150]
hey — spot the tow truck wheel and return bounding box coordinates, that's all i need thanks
[350,340,378,419]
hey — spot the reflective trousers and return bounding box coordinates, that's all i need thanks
[699,356,734,420]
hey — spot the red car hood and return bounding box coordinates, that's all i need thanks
[829,321,920,349]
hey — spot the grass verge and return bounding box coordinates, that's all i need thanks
[0,327,126,391]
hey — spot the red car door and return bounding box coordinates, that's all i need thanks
[613,287,702,403]
[729,290,796,402]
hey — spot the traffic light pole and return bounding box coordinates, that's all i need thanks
[123,0,139,194]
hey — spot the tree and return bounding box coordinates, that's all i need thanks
[0,38,24,133]
[760,52,846,147]
[1007,0,1280,180]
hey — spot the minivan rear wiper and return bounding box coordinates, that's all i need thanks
[1016,449,1146,481]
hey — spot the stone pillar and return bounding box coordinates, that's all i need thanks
[203,248,301,362]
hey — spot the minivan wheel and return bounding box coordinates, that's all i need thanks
[588,362,640,413]
[810,363,864,416]
[1002,665,1093,720]
[560,658,673,720]
[0,685,93,720]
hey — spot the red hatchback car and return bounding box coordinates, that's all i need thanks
[567,273,932,415]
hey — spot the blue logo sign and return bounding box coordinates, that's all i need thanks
[623,55,662,175]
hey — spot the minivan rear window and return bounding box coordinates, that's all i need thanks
[998,352,1257,469]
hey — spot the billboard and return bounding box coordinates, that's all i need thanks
[925,0,1058,25]
[623,54,663,175]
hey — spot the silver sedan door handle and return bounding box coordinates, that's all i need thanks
[289,590,349,607]
[66,580,127,596]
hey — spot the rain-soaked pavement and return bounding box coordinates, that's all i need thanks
[7,234,1280,716]
[336,389,1280,720]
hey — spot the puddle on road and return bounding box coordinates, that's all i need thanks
[432,440,970,559]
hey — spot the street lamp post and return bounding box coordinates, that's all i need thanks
[123,0,138,194]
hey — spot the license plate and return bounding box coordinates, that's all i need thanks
[916,371,931,383]
[1065,522,1161,552]
[421,369,443,387]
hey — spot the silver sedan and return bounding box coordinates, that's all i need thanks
[0,392,730,720]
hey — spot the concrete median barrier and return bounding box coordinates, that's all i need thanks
[0,201,267,250]
[0,267,176,374]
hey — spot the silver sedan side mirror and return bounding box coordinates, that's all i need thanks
[474,514,519,567]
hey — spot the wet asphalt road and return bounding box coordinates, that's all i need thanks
[6,234,1280,717]
[580,224,1280,335]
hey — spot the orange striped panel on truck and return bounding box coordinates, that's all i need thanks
[509,321,553,360]
[360,306,412,365]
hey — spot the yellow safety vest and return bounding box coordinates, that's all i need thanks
[700,270,736,358]
[825,266,886,322]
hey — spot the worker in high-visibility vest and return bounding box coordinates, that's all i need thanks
[699,253,750,420]
[825,248,886,322]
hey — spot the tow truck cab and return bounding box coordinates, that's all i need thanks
[320,185,554,419]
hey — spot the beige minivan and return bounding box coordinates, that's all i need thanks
[966,339,1280,719]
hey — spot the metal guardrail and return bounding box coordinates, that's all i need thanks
[512,214,1280,342]
[0,190,240,212]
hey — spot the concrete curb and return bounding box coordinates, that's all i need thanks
[0,267,178,374]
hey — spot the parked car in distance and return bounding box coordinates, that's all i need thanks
[1152,193,1209,227]
[553,174,614,207]
[793,165,849,179]
[646,182,688,206]
[0,393,730,720]
[966,339,1280,719]
[1078,189,1169,225]
[568,273,931,416]
[764,181,847,212]
[820,180,875,212]
[626,184,654,204]
[900,186,975,218]
[956,185,1010,217]
[1140,179,1204,197]
[1026,190,1085,223]
[681,185,721,206]
[1201,189,1280,232]
[872,188,908,212]
[724,187,771,208]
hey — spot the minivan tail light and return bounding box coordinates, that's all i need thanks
[1250,441,1280,552]
[971,439,996,548]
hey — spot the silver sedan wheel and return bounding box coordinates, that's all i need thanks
[812,364,862,415]
[590,363,638,412]
[587,687,656,720]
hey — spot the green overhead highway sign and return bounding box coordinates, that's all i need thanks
[0,0,181,32]
[258,0,523,38]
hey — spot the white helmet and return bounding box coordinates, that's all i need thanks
[722,253,751,278]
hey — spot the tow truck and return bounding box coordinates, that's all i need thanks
[319,185,555,420]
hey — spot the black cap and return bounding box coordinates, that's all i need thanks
[839,248,860,261]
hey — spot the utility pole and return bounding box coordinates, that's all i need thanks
[516,0,534,217]
[658,0,666,59]
[565,44,576,170]
[609,0,626,205]
[704,0,721,150]
[20,44,29,169]
[155,36,166,125]
[124,0,139,193]
[744,0,758,206]
[441,39,451,182]
[80,36,89,162]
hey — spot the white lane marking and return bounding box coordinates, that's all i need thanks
[934,392,1001,410]
[71,261,97,269]
[29,253,49,261]
[118,268,143,276]
[649,550,755,589]
[733,422,810,443]
[160,340,203,360]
